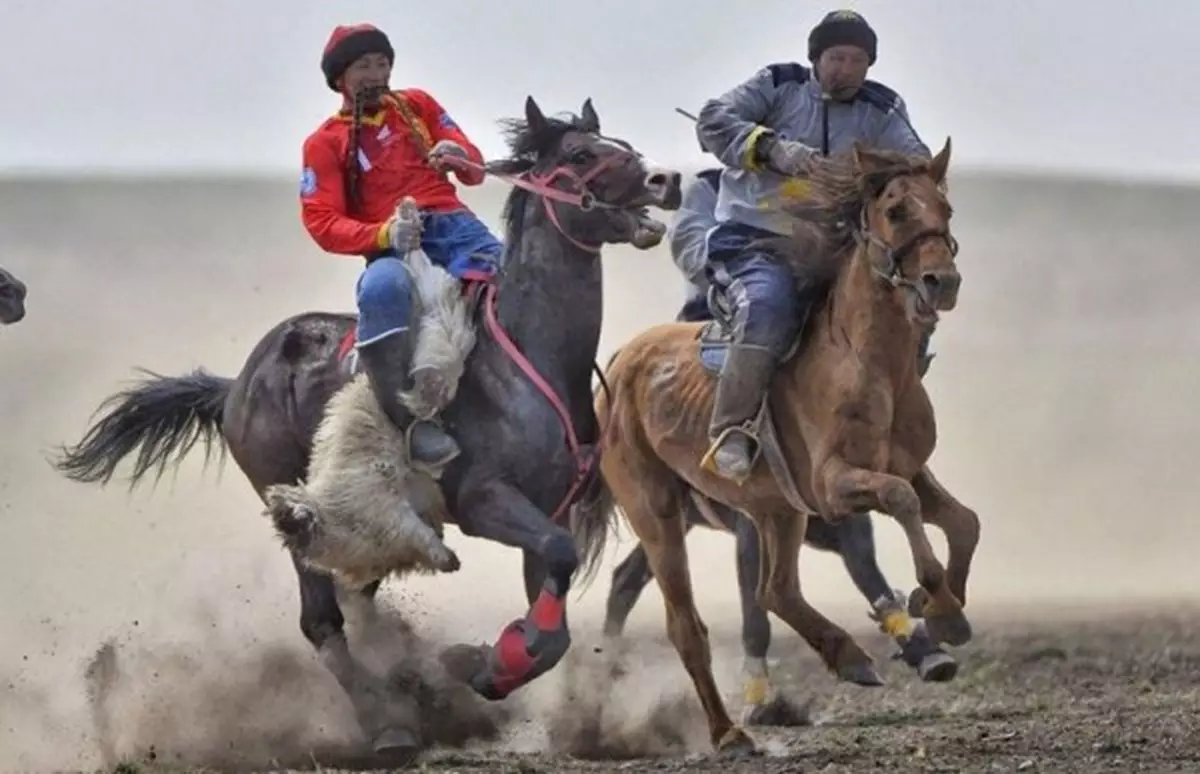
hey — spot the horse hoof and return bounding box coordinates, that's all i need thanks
[838,662,885,687]
[716,726,759,757]
[372,727,421,766]
[916,650,959,683]
[435,547,461,573]
[742,695,812,728]
[925,613,973,648]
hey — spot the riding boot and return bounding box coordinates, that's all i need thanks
[357,331,461,468]
[701,343,777,483]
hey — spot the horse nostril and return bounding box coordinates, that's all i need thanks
[922,271,960,298]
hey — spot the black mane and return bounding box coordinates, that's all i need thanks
[492,111,592,243]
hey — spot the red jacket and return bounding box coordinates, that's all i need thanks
[300,88,487,256]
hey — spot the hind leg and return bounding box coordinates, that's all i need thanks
[294,556,421,762]
[818,459,971,647]
[909,466,981,620]
[630,494,753,752]
[602,511,701,638]
[753,511,883,687]
[806,513,957,682]
[602,543,656,638]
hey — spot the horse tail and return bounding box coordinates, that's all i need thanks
[569,347,625,591]
[52,368,233,488]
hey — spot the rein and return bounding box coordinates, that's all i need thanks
[439,150,638,523]
[443,154,628,253]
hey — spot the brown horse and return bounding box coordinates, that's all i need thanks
[576,139,981,753]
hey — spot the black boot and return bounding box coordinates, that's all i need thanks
[358,332,461,468]
[701,343,776,483]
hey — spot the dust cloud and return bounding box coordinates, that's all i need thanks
[1,171,1197,770]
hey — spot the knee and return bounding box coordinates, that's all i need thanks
[743,290,801,351]
[356,258,412,314]
[542,531,579,580]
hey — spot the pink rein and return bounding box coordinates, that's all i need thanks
[443,154,618,522]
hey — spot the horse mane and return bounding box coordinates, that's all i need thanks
[490,110,593,247]
[766,148,946,291]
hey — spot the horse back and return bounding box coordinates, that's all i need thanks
[223,311,358,489]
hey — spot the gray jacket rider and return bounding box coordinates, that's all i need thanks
[696,62,929,235]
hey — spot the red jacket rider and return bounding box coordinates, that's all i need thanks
[300,23,503,279]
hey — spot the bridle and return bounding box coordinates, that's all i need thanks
[854,177,959,319]
[444,144,645,254]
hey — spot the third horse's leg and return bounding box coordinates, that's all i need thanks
[293,556,420,762]
[807,513,958,682]
[730,511,779,722]
[447,479,577,700]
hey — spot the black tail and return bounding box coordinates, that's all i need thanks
[52,368,234,488]
[570,347,625,592]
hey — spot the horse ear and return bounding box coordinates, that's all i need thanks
[929,136,952,184]
[524,96,548,134]
[579,98,600,133]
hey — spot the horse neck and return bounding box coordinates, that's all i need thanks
[825,244,922,377]
[491,195,604,399]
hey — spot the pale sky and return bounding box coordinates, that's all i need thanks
[3,0,1196,181]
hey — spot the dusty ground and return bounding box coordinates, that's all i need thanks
[4,177,1200,774]
[94,602,1200,774]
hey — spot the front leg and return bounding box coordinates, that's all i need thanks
[817,455,971,647]
[441,478,576,701]
[912,466,981,609]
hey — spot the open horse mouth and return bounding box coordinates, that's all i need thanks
[628,207,667,249]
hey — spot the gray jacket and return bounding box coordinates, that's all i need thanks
[668,169,721,302]
[696,62,929,235]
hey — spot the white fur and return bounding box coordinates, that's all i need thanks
[261,251,479,589]
[398,249,478,419]
[263,375,459,589]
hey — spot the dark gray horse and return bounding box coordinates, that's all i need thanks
[0,266,26,324]
[602,497,959,725]
[52,96,682,764]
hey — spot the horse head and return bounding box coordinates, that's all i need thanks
[852,138,959,327]
[0,266,26,324]
[492,96,683,252]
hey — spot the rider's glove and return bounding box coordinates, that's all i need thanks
[377,196,423,254]
[762,136,817,177]
[429,140,469,172]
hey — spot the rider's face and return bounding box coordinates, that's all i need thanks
[341,53,392,101]
[815,45,870,101]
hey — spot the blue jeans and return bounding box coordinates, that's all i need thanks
[355,209,503,345]
[705,222,812,358]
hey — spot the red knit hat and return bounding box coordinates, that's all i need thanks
[321,24,395,92]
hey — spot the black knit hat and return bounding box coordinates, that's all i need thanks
[321,24,395,92]
[807,10,877,65]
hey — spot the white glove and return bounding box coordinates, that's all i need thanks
[386,197,423,253]
[428,139,468,172]
[765,138,816,177]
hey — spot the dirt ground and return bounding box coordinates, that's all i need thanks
[97,601,1199,774]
